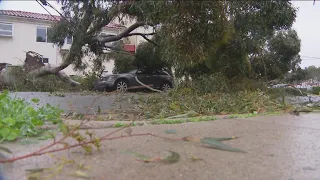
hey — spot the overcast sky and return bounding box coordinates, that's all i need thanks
[0,1,319,68]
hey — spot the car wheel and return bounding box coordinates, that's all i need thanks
[160,82,171,92]
[115,79,128,92]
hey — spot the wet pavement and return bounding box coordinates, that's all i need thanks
[2,113,320,180]
[8,92,144,114]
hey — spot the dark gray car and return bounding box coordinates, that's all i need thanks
[93,69,174,92]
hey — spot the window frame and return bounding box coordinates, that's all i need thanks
[0,22,14,37]
[66,35,73,44]
[36,25,53,43]
[42,58,49,64]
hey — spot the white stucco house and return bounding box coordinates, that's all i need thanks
[0,10,151,75]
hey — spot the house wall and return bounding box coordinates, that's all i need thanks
[0,16,59,67]
[0,15,117,75]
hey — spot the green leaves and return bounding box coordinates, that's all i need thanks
[0,127,19,142]
[122,150,152,162]
[31,98,40,103]
[164,129,177,134]
[162,150,180,163]
[0,91,63,142]
[182,135,246,153]
[201,137,246,153]
[122,150,180,163]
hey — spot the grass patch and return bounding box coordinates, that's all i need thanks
[113,122,127,128]
[112,122,138,128]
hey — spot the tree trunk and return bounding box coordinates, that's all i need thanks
[27,64,80,86]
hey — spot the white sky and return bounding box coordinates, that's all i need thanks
[0,1,319,68]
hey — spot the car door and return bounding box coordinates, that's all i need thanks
[149,70,168,88]
[145,70,160,88]
[135,69,152,88]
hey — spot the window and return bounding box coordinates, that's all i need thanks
[66,36,73,44]
[42,58,49,63]
[36,26,53,42]
[0,23,13,36]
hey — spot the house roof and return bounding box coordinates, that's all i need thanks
[0,10,124,29]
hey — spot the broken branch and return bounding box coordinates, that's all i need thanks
[93,21,147,43]
[125,32,159,47]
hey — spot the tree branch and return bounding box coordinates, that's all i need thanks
[125,32,155,37]
[92,21,147,43]
[126,32,159,47]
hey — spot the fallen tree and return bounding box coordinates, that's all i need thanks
[24,51,81,86]
[0,51,81,88]
[29,1,157,84]
[31,0,300,84]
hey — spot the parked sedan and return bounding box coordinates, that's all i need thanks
[93,69,174,92]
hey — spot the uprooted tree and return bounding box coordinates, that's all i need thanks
[30,0,300,86]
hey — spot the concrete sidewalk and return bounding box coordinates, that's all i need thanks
[3,113,320,180]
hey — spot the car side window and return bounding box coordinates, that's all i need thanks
[154,70,168,75]
[136,70,144,74]
[137,69,153,75]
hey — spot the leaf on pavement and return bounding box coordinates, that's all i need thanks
[0,146,12,154]
[122,150,180,163]
[25,168,49,173]
[190,154,204,162]
[202,136,238,142]
[164,129,177,134]
[31,98,40,103]
[71,170,90,179]
[122,150,151,161]
[161,150,180,163]
[201,138,246,153]
[182,135,201,142]
[27,176,39,180]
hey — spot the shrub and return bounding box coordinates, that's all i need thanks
[0,91,63,142]
[173,73,266,95]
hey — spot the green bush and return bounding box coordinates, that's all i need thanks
[75,71,100,91]
[0,91,63,142]
[174,73,266,95]
[312,86,320,95]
